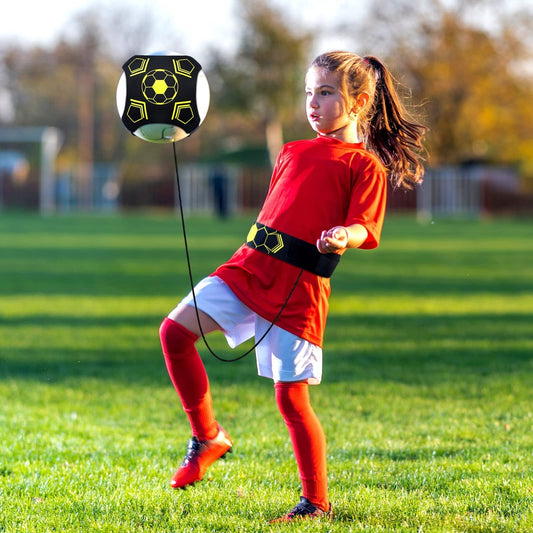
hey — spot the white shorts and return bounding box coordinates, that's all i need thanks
[168,276,322,384]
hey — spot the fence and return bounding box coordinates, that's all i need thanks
[0,149,527,216]
[417,166,482,220]
[174,163,529,219]
[55,163,120,212]
[173,164,271,216]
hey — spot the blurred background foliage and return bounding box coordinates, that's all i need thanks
[1,0,532,197]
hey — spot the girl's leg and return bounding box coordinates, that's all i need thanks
[159,306,232,488]
[274,381,329,513]
[159,315,217,440]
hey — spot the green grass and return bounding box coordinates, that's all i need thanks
[0,212,532,532]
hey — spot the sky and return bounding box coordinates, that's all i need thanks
[0,0,362,123]
[1,0,530,58]
[0,0,359,57]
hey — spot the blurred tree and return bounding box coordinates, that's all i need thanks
[0,5,167,166]
[0,4,191,208]
[354,0,533,185]
[207,0,313,166]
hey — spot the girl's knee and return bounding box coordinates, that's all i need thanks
[275,381,311,418]
[159,317,198,354]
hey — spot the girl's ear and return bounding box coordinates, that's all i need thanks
[354,92,370,113]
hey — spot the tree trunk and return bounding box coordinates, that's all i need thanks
[265,118,283,168]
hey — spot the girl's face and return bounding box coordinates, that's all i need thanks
[305,66,358,143]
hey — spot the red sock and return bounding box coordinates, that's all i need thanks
[159,317,218,441]
[275,382,329,512]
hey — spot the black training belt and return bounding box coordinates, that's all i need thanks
[246,222,340,278]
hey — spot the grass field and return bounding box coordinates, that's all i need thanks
[0,212,532,532]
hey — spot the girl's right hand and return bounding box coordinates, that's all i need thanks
[316,226,349,254]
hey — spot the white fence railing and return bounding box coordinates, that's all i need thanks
[417,166,482,220]
[417,165,520,219]
[173,164,239,215]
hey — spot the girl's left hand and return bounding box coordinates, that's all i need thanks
[316,226,349,254]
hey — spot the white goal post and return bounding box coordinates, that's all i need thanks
[0,126,63,214]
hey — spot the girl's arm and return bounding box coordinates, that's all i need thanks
[316,224,368,254]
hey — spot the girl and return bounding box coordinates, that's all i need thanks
[159,51,426,522]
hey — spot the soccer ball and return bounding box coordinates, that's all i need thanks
[116,51,210,143]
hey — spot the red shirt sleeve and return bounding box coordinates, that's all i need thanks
[345,153,388,249]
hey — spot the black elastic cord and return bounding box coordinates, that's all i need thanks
[172,142,303,363]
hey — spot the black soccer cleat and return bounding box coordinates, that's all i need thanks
[269,496,332,523]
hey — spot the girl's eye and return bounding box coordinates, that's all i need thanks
[320,90,331,96]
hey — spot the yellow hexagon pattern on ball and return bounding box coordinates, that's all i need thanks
[142,69,179,105]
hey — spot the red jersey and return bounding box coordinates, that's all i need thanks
[214,135,387,347]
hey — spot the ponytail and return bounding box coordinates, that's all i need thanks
[363,56,427,189]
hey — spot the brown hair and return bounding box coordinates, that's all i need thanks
[311,51,427,189]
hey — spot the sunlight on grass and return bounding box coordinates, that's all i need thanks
[0,213,532,532]
[330,292,532,315]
